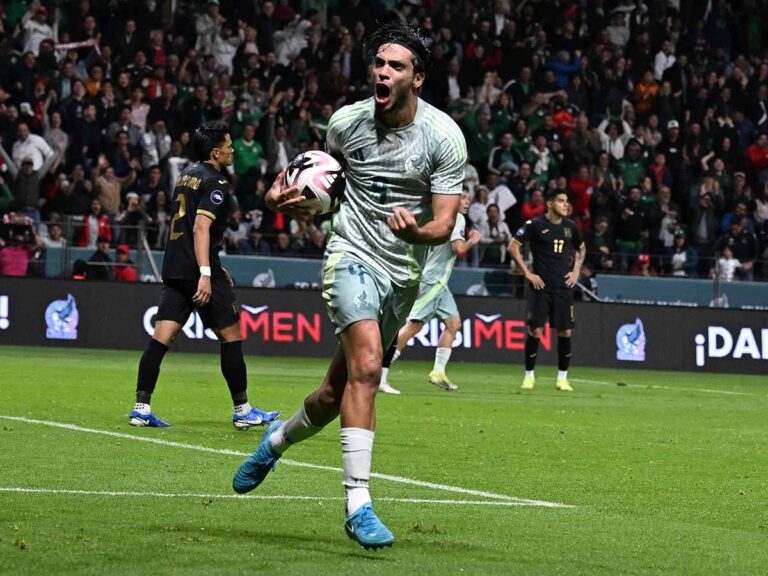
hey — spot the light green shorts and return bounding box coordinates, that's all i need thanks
[322,250,419,348]
[407,283,459,323]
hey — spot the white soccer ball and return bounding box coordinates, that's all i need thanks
[283,150,345,215]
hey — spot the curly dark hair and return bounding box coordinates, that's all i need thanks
[192,119,229,161]
[366,18,431,75]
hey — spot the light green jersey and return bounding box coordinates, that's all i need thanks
[325,97,466,287]
[420,212,466,286]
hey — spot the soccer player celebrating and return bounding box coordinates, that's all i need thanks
[379,188,480,394]
[129,120,279,429]
[232,21,466,550]
[508,189,586,392]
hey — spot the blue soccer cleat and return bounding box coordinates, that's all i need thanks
[128,410,171,427]
[232,407,280,430]
[232,420,284,493]
[344,503,395,550]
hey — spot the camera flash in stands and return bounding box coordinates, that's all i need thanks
[0,296,8,330]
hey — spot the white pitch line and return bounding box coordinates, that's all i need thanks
[0,487,566,508]
[570,378,758,397]
[0,415,573,509]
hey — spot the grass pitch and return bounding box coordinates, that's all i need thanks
[1,346,766,575]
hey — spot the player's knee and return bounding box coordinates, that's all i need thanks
[444,317,461,334]
[349,355,381,388]
[557,329,572,338]
[528,327,544,338]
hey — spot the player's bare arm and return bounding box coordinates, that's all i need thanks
[509,239,545,290]
[452,229,481,255]
[388,194,460,245]
[565,242,587,288]
[265,168,311,215]
[192,214,213,305]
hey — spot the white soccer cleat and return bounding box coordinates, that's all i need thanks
[378,381,401,395]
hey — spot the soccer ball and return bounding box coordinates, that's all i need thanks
[284,151,345,215]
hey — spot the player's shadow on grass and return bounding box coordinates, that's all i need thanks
[201,527,394,560]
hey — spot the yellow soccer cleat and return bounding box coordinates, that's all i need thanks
[521,375,535,390]
[556,378,573,392]
[428,371,458,391]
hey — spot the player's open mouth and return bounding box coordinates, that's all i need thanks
[374,83,391,105]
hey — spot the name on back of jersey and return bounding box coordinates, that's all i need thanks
[176,175,202,190]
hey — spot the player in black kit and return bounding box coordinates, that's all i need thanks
[508,189,586,392]
[128,120,279,428]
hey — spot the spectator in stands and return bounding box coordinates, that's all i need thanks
[80,198,112,248]
[272,231,297,258]
[22,5,57,56]
[113,244,138,282]
[146,189,171,250]
[232,123,264,199]
[0,213,41,276]
[116,192,152,247]
[140,120,172,169]
[223,208,249,254]
[689,189,720,277]
[42,221,66,250]
[666,230,698,277]
[241,226,271,256]
[51,165,91,217]
[107,107,142,148]
[87,235,113,281]
[520,188,546,222]
[91,155,138,219]
[584,215,615,272]
[615,187,652,271]
[598,108,632,161]
[478,204,512,268]
[264,104,297,179]
[630,253,658,277]
[468,185,491,229]
[0,153,54,228]
[301,226,327,258]
[713,245,741,283]
[7,122,55,174]
[716,217,759,281]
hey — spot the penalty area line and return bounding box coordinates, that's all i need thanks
[0,415,574,509]
[0,487,568,508]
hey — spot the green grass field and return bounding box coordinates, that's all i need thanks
[1,346,767,575]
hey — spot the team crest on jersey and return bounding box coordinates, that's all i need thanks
[405,153,426,174]
[515,226,526,237]
[210,190,224,205]
[564,227,572,238]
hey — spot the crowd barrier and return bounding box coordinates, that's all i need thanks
[1,277,766,375]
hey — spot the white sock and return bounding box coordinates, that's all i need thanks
[134,403,151,415]
[341,427,374,515]
[557,370,568,380]
[433,347,451,373]
[525,370,535,378]
[391,349,401,364]
[380,367,389,384]
[234,402,252,416]
[270,403,322,455]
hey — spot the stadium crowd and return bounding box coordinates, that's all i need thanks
[0,0,767,283]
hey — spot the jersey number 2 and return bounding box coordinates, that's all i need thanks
[169,192,187,240]
[553,239,564,253]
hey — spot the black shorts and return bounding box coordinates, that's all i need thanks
[156,277,239,330]
[526,288,574,330]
